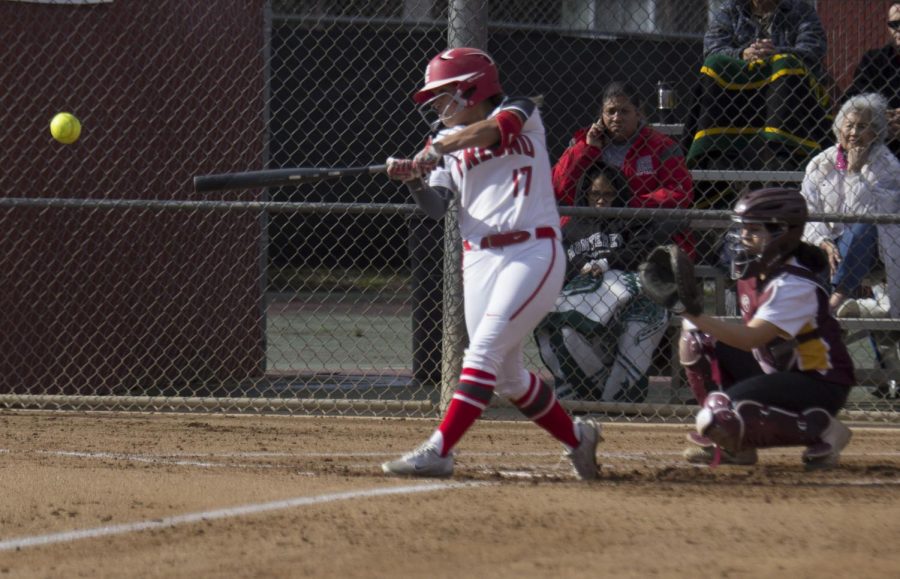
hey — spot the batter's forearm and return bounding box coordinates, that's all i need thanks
[435,118,501,152]
[406,180,451,220]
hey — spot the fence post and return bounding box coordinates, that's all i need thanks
[410,218,443,388]
[439,0,487,412]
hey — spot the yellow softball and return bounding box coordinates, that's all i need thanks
[50,112,82,144]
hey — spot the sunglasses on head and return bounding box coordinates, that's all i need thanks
[889,20,900,31]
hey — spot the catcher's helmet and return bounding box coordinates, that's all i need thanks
[726,188,809,279]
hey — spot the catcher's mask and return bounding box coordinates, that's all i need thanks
[726,188,808,280]
[414,47,502,128]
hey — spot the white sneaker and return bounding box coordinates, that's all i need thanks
[835,299,860,318]
[381,442,454,478]
[859,297,888,317]
[803,417,852,470]
[837,298,888,318]
[566,418,601,480]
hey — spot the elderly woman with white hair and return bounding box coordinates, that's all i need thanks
[801,93,900,315]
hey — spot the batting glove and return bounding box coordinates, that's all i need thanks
[413,138,444,175]
[386,157,421,182]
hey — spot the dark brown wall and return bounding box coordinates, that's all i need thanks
[820,0,897,93]
[0,1,268,394]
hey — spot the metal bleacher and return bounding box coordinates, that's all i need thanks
[691,169,804,183]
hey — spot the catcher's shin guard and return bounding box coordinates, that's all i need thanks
[679,328,720,405]
[695,392,742,451]
[696,392,834,453]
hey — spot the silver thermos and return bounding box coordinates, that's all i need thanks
[657,81,676,123]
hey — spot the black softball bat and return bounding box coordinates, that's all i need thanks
[193,164,388,192]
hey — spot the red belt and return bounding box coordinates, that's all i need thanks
[464,226,556,250]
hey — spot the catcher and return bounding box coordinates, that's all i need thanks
[639,187,855,468]
[535,162,672,402]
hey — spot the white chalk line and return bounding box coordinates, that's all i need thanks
[14,448,891,485]
[477,469,900,486]
[20,448,888,485]
[3,448,899,471]
[1,449,316,474]
[0,481,490,553]
[165,451,565,458]
[36,450,277,470]
[9,446,897,471]
[5,448,900,486]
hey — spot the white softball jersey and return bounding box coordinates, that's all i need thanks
[428,97,561,243]
[426,97,565,397]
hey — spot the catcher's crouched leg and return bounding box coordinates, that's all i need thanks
[678,329,758,464]
[695,392,851,467]
[679,326,719,405]
[690,392,755,465]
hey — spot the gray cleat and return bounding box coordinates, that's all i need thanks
[566,418,601,480]
[803,417,852,470]
[381,442,454,478]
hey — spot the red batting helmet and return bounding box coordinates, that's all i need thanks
[413,47,502,107]
[726,188,809,279]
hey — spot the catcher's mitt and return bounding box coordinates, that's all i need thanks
[638,244,703,316]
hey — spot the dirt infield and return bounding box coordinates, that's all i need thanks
[1,411,898,578]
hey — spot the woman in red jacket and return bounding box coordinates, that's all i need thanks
[553,81,695,257]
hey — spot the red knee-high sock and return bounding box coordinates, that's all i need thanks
[436,367,495,457]
[513,373,579,449]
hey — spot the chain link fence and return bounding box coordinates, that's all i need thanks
[1,0,897,421]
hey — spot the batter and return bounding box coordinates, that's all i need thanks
[383,47,601,479]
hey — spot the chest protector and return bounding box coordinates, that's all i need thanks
[737,265,854,385]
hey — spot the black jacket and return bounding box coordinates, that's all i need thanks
[845,44,900,159]
[562,180,678,280]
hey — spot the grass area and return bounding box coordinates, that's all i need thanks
[267,266,411,295]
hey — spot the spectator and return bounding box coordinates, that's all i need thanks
[553,81,694,257]
[535,162,671,402]
[843,2,900,161]
[800,94,900,315]
[686,0,830,171]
